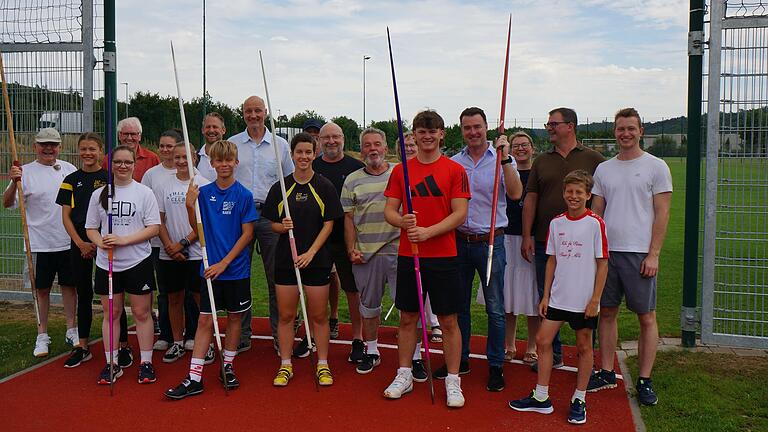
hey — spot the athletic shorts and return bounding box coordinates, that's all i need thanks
[94,256,155,296]
[545,306,598,330]
[275,266,332,287]
[395,256,461,316]
[199,278,251,314]
[26,250,75,289]
[328,240,357,293]
[601,252,656,314]
[353,254,397,319]
[157,259,203,294]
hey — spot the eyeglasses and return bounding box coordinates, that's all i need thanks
[544,121,570,129]
[119,132,140,137]
[112,160,135,166]
[319,134,344,141]
[511,143,531,149]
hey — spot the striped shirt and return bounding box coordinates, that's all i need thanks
[340,165,400,261]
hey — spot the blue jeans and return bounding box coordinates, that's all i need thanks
[456,235,506,367]
[535,241,562,357]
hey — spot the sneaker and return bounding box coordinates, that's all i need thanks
[204,344,216,365]
[433,360,470,379]
[316,365,334,386]
[329,318,339,340]
[356,354,381,374]
[118,346,133,368]
[163,343,186,363]
[383,369,413,399]
[292,337,311,358]
[184,339,195,351]
[445,375,465,408]
[64,347,92,368]
[508,391,554,414]
[219,363,240,388]
[568,398,587,424]
[530,354,563,372]
[636,378,658,406]
[411,359,428,382]
[273,365,294,386]
[33,333,51,357]
[97,363,123,385]
[348,339,365,363]
[587,369,617,392]
[65,328,79,346]
[165,377,204,400]
[487,365,505,392]
[236,339,251,354]
[138,362,157,384]
[152,339,170,351]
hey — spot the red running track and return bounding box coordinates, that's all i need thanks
[0,318,635,431]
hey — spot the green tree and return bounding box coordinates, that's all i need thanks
[287,110,325,128]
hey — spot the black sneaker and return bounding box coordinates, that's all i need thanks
[219,363,240,388]
[356,354,381,374]
[412,359,428,382]
[292,337,311,358]
[236,339,251,353]
[165,377,204,400]
[433,360,470,379]
[636,378,658,406]
[487,365,505,392]
[587,369,617,392]
[64,347,92,368]
[348,339,365,363]
[138,362,157,384]
[97,363,123,385]
[508,391,554,414]
[329,318,339,340]
[204,343,216,365]
[163,342,186,363]
[568,398,587,424]
[117,346,133,368]
[530,354,563,372]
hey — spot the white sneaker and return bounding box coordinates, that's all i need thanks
[153,340,170,351]
[184,339,195,351]
[445,375,465,408]
[65,328,79,346]
[33,333,51,357]
[383,369,413,399]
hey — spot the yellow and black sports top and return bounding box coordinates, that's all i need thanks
[263,173,344,270]
[56,169,108,231]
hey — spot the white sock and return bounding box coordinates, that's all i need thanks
[281,359,292,366]
[140,350,152,364]
[397,367,412,378]
[317,359,328,366]
[366,339,379,356]
[105,350,118,365]
[223,350,236,366]
[446,373,460,381]
[572,389,586,402]
[189,357,204,382]
[534,384,549,401]
[413,342,422,360]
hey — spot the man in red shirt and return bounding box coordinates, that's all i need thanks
[102,117,159,181]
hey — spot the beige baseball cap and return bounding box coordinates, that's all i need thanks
[35,127,62,143]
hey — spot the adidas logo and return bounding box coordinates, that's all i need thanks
[410,175,444,197]
[141,284,150,291]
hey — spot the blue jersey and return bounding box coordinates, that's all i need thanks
[197,180,257,280]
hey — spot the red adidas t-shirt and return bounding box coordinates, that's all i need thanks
[384,155,471,258]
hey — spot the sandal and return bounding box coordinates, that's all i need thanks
[523,352,538,365]
[430,326,443,343]
[504,350,517,362]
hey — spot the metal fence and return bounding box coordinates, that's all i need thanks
[0,0,103,294]
[702,0,768,348]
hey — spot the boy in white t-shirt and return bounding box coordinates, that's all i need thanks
[3,128,77,357]
[509,169,608,425]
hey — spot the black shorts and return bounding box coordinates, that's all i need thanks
[30,250,76,289]
[395,256,461,316]
[157,259,203,294]
[199,278,251,314]
[94,256,156,296]
[545,306,598,330]
[275,266,332,286]
[328,240,357,293]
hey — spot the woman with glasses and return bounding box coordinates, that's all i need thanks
[85,145,161,385]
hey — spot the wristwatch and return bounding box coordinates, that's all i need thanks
[501,155,514,165]
[179,238,191,248]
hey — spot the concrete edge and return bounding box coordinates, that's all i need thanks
[616,350,646,432]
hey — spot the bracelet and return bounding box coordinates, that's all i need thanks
[501,156,514,165]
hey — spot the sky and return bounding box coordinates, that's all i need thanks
[115,0,690,127]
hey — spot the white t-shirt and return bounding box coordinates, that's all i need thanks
[5,160,77,252]
[546,210,608,313]
[197,145,217,182]
[85,180,161,272]
[141,163,176,248]
[592,152,673,253]
[157,174,211,260]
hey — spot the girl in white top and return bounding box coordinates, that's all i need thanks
[85,145,161,385]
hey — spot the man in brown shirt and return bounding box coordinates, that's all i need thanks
[521,107,605,370]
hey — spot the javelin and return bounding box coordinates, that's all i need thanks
[387,27,435,404]
[259,50,319,391]
[486,14,512,286]
[104,76,115,395]
[0,52,41,327]
[170,42,229,394]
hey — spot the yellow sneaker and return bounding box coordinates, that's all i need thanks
[316,365,333,386]
[273,365,293,387]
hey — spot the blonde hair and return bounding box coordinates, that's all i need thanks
[208,140,238,161]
